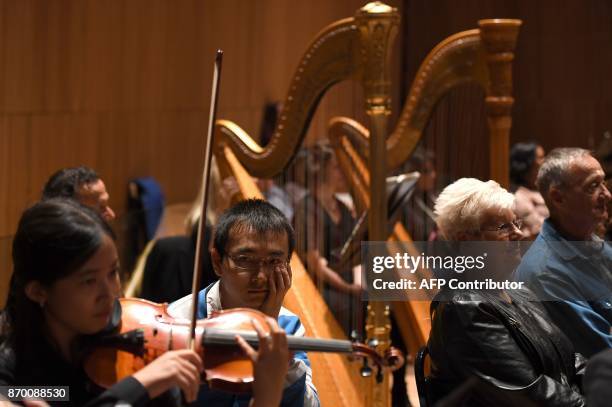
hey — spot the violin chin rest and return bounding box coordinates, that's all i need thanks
[84,348,145,389]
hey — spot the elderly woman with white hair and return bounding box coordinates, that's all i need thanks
[425,178,585,406]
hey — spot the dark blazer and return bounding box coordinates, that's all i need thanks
[140,223,216,304]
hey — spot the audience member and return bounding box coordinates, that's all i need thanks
[427,178,585,406]
[42,166,116,221]
[510,142,548,239]
[516,148,612,357]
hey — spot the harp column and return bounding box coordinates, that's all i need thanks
[479,19,522,188]
[356,3,399,406]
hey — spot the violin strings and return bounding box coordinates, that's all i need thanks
[201,328,353,353]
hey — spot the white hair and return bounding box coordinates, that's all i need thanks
[434,178,515,240]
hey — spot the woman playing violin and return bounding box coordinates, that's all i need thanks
[0,199,289,407]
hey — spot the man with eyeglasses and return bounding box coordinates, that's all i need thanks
[168,199,319,407]
[516,148,612,357]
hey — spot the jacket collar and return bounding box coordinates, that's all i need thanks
[539,219,604,261]
[198,281,221,318]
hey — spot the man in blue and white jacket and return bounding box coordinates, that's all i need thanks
[169,199,319,407]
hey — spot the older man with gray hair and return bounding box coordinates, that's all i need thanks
[516,147,612,357]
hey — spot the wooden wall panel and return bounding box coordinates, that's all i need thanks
[0,117,31,235]
[402,0,612,183]
[0,117,29,294]
[29,115,97,188]
[3,1,37,112]
[0,238,10,307]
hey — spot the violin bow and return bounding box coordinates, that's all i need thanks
[189,49,223,350]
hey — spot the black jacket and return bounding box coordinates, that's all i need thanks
[585,348,612,407]
[427,288,586,406]
[140,224,215,304]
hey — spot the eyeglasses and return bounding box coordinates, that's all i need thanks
[481,219,523,236]
[226,254,289,272]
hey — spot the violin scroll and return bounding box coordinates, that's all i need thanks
[350,342,405,374]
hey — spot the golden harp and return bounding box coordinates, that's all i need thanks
[328,19,522,356]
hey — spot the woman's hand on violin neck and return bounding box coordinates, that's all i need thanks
[23,401,50,407]
[132,349,203,403]
[0,400,50,407]
[237,317,289,407]
[260,263,292,318]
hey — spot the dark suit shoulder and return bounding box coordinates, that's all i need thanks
[0,342,17,385]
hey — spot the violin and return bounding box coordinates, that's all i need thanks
[83,298,404,394]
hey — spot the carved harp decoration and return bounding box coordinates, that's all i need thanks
[214,2,399,179]
[329,19,522,184]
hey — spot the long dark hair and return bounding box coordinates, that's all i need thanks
[509,142,539,188]
[305,140,336,191]
[3,199,114,361]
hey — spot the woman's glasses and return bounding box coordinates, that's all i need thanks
[481,219,523,236]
